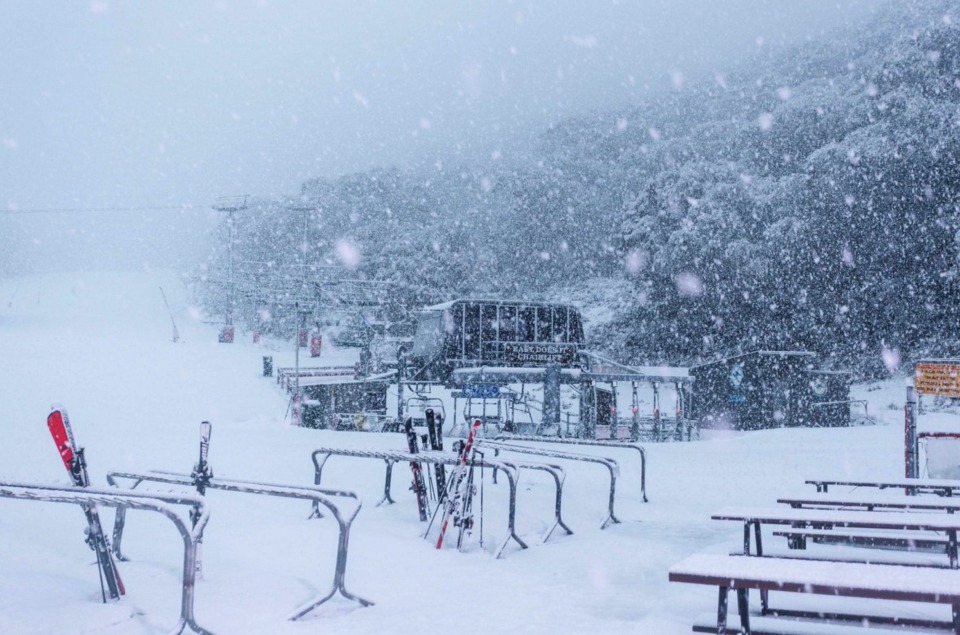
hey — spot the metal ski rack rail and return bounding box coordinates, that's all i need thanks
[479,440,622,529]
[493,433,648,502]
[0,480,213,635]
[106,470,372,620]
[309,447,566,557]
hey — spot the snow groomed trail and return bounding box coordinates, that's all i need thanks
[0,271,937,635]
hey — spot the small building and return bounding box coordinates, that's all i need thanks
[689,351,850,430]
[409,299,587,383]
[300,373,391,430]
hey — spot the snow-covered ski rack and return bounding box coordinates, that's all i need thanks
[0,480,213,635]
[105,470,372,620]
[310,447,571,557]
[494,433,648,502]
[478,440,622,529]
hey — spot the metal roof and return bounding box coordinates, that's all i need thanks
[690,350,817,370]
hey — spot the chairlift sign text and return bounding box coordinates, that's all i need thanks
[504,343,577,366]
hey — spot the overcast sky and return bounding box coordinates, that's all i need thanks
[0,0,885,214]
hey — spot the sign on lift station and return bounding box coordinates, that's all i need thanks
[460,384,501,399]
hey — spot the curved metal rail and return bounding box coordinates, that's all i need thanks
[494,433,648,502]
[0,480,212,635]
[480,440,622,529]
[106,470,371,620]
[310,447,536,557]
[497,459,573,543]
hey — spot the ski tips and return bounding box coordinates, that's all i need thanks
[47,404,70,431]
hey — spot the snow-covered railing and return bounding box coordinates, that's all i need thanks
[809,399,875,425]
[106,470,372,620]
[478,440,622,529]
[492,433,649,503]
[0,480,213,635]
[331,412,393,432]
[276,365,356,390]
[310,447,567,557]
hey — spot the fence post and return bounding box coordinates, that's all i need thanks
[905,382,918,483]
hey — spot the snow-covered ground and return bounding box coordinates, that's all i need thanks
[0,270,953,635]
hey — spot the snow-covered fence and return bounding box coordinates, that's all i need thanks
[106,470,372,620]
[478,440,622,529]
[0,480,213,635]
[310,447,567,557]
[493,433,648,502]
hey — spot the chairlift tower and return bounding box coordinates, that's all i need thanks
[213,195,249,336]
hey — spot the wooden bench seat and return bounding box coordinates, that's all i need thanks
[713,505,960,532]
[778,493,960,513]
[772,527,949,553]
[670,553,960,634]
[807,477,960,496]
[733,545,949,569]
[691,614,900,635]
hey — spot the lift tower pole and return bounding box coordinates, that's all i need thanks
[213,195,249,334]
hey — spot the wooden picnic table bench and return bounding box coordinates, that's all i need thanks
[670,553,960,635]
[806,477,960,496]
[713,506,960,559]
[714,505,960,614]
[775,493,960,565]
[779,492,960,513]
[770,527,949,554]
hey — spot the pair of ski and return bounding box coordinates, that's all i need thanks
[402,411,482,549]
[46,406,213,602]
[432,419,482,550]
[46,406,125,602]
[402,409,446,521]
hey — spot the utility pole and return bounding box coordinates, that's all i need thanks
[213,195,249,340]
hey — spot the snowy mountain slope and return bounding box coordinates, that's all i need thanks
[0,270,951,635]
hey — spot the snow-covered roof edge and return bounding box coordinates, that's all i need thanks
[690,350,817,370]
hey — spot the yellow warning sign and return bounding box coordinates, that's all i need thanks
[916,362,960,397]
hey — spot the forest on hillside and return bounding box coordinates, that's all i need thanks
[202,1,960,376]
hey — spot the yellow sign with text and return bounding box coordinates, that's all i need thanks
[916,362,960,398]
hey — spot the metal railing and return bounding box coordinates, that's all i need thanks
[331,412,393,432]
[0,480,213,635]
[479,440,622,529]
[106,470,371,620]
[310,447,564,557]
[493,433,648,502]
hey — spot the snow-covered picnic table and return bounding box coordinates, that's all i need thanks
[669,553,960,635]
[712,505,960,568]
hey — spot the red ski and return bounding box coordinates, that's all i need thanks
[435,419,482,549]
[47,405,125,602]
[403,417,430,521]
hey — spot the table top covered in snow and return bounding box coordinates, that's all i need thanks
[806,476,960,492]
[779,492,960,512]
[712,506,960,531]
[669,553,960,602]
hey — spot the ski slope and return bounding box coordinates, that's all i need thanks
[0,270,951,635]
